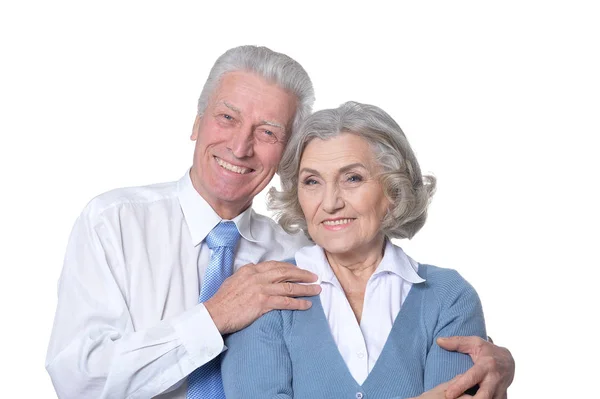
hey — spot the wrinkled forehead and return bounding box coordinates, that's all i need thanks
[211,71,298,128]
[299,133,380,169]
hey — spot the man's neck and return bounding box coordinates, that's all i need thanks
[189,170,252,220]
[211,201,252,220]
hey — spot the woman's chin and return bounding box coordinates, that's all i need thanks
[319,241,358,256]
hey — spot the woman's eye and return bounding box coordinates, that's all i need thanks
[303,178,318,185]
[347,175,363,183]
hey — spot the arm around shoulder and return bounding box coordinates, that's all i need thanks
[423,268,487,391]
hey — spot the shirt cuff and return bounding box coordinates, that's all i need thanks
[173,304,225,368]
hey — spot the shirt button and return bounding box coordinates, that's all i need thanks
[357,352,365,359]
[356,393,364,399]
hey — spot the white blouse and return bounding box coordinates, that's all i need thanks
[295,241,426,384]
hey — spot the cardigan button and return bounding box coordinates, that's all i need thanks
[356,393,364,399]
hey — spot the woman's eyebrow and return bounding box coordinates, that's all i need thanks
[299,167,321,176]
[339,163,367,173]
[299,163,366,177]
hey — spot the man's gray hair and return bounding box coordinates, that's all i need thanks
[268,101,437,240]
[197,45,315,136]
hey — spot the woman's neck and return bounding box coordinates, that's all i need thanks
[324,236,386,323]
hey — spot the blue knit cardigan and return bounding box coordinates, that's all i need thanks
[222,264,486,399]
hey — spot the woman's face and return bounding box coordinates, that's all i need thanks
[298,133,391,255]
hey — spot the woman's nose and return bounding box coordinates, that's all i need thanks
[322,186,344,213]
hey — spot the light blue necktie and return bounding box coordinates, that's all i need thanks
[187,221,240,399]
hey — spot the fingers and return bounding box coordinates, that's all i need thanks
[261,282,321,313]
[441,337,511,399]
[431,374,461,393]
[409,375,462,399]
[472,371,504,399]
[265,295,313,311]
[252,261,319,284]
[437,336,486,356]
[444,374,464,387]
[471,386,494,399]
[237,261,321,312]
[445,367,486,399]
[209,261,321,333]
[266,281,321,297]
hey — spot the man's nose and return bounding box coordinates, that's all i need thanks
[228,125,254,158]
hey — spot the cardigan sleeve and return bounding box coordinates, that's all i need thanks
[423,269,487,390]
[221,309,293,398]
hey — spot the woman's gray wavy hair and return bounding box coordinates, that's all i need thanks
[197,45,315,136]
[268,101,437,240]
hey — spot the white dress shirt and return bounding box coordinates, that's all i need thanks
[294,241,426,385]
[46,170,309,399]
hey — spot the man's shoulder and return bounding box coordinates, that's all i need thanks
[248,210,311,251]
[82,179,179,221]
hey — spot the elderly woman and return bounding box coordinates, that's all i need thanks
[221,101,486,398]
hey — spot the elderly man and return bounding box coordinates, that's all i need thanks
[46,45,514,399]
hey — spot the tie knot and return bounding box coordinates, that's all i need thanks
[205,221,240,250]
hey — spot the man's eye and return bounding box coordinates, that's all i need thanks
[256,129,279,144]
[222,114,233,121]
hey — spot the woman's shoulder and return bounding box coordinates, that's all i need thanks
[417,264,479,303]
[252,296,324,329]
[418,264,465,283]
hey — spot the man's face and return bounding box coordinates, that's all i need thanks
[190,71,297,219]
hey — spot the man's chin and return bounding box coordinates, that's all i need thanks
[208,193,253,216]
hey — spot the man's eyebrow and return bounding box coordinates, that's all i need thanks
[261,120,285,130]
[222,101,241,114]
[221,102,285,130]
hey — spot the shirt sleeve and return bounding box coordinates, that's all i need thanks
[221,310,293,399]
[423,270,487,391]
[45,211,224,399]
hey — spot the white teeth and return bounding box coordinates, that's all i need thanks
[323,219,353,226]
[215,157,251,174]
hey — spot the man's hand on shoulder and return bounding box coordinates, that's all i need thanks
[437,336,514,399]
[204,260,321,334]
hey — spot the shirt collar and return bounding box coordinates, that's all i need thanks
[177,169,260,246]
[294,240,426,285]
[294,245,333,285]
[374,240,425,284]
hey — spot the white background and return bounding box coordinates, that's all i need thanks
[1,0,598,397]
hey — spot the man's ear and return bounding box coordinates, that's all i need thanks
[191,114,202,141]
